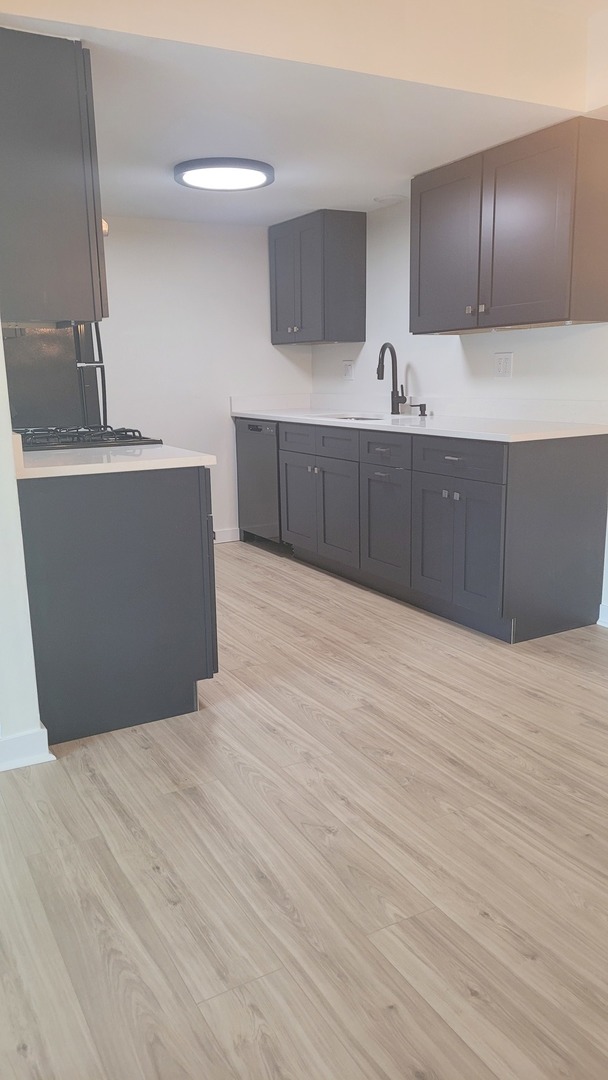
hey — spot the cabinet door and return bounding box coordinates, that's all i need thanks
[360,464,411,586]
[410,155,482,333]
[478,121,578,328]
[0,28,106,324]
[269,219,297,344]
[316,457,360,567]
[279,450,317,552]
[295,212,324,341]
[452,479,505,616]
[411,472,454,600]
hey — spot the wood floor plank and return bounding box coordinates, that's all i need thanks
[0,796,106,1080]
[0,758,100,856]
[199,967,372,1080]
[370,909,608,1079]
[28,836,240,1080]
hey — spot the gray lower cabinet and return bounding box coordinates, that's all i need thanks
[279,450,359,567]
[360,463,411,586]
[279,450,318,552]
[412,471,505,616]
[18,467,217,744]
[0,27,108,324]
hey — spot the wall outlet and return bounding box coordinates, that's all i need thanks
[342,360,354,381]
[494,351,513,378]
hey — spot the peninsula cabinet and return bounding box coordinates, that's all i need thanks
[410,116,608,333]
[0,27,108,325]
[269,210,366,344]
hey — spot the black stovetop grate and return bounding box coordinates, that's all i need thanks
[16,425,164,451]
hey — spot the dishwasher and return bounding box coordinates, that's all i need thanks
[235,418,281,542]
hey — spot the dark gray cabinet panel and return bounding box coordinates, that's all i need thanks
[18,468,216,744]
[360,464,411,585]
[279,450,318,552]
[452,479,505,616]
[0,27,107,324]
[413,436,507,484]
[478,122,578,328]
[411,472,454,601]
[269,210,366,344]
[410,155,482,333]
[279,422,317,455]
[316,426,359,461]
[410,117,608,333]
[360,431,411,469]
[316,457,360,567]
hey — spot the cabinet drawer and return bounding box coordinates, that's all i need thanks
[316,426,359,461]
[412,437,507,484]
[359,430,411,469]
[278,423,317,454]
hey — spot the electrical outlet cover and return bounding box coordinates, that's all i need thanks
[494,351,513,378]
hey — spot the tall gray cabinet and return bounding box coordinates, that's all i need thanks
[0,27,108,324]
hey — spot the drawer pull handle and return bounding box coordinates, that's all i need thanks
[374,471,389,478]
[374,446,389,453]
[444,455,461,461]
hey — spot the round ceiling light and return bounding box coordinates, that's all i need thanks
[174,157,275,191]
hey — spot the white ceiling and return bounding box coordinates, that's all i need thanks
[1,16,577,226]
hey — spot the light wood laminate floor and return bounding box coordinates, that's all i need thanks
[2,540,608,1079]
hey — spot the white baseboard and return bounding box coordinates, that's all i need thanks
[215,528,241,544]
[0,727,55,774]
[598,604,608,628]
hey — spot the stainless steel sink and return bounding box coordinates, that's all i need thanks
[324,413,387,421]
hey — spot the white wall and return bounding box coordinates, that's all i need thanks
[101,216,312,538]
[0,328,53,769]
[311,201,608,616]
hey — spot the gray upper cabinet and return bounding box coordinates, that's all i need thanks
[410,117,608,333]
[269,210,366,344]
[410,155,482,334]
[0,27,108,325]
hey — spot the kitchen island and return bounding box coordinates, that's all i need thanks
[14,436,217,745]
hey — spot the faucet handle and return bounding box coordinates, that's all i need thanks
[400,384,406,400]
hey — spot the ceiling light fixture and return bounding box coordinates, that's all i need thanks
[174,157,275,191]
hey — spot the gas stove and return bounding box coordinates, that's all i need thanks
[16,425,163,451]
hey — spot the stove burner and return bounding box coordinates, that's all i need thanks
[16,425,163,451]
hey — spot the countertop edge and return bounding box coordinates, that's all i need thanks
[13,435,217,480]
[231,411,608,443]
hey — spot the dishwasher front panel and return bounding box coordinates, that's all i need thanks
[235,419,281,542]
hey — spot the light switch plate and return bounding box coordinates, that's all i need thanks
[494,351,513,378]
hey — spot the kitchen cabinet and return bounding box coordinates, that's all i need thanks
[410,117,608,333]
[360,463,411,586]
[0,27,108,325]
[18,466,217,744]
[237,418,608,642]
[411,473,505,616]
[269,210,366,344]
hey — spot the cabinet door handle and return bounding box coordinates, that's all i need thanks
[478,304,488,314]
[444,455,461,461]
[442,489,449,498]
[465,305,474,315]
[293,325,300,332]
[314,466,321,474]
[307,465,313,472]
[453,492,461,501]
[287,327,293,333]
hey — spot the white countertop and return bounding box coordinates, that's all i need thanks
[13,435,216,480]
[232,410,608,443]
